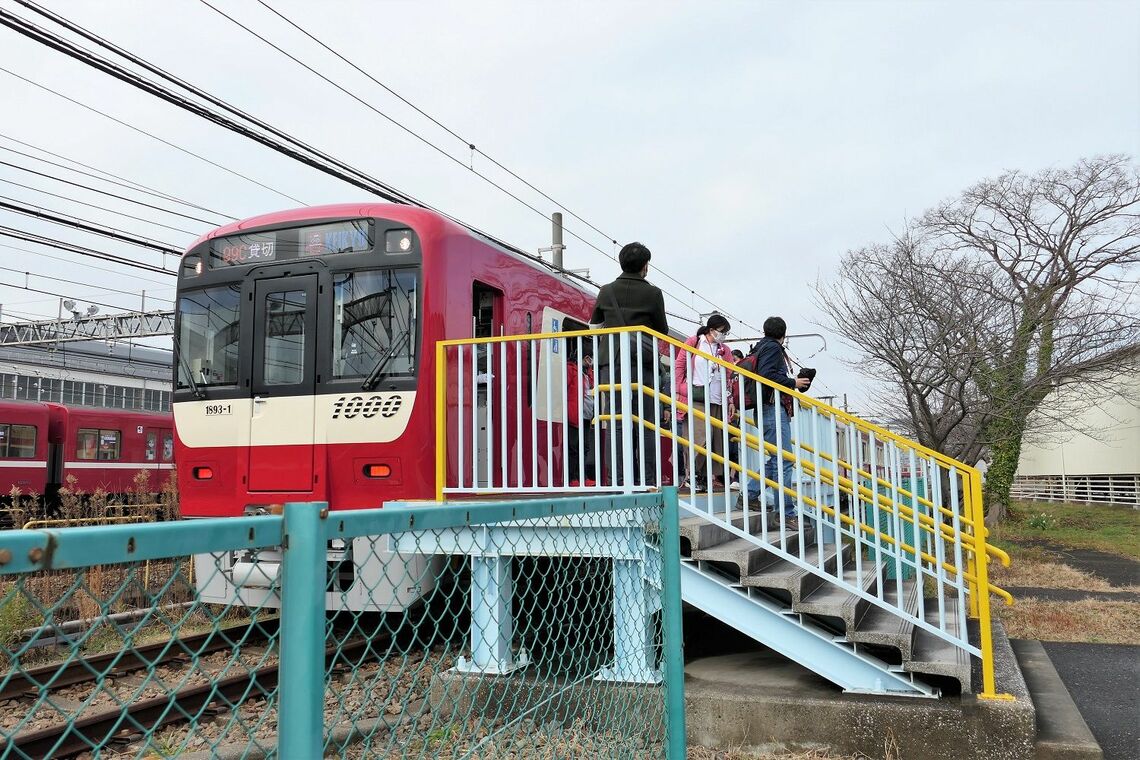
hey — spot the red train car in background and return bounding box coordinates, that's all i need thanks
[0,399,174,501]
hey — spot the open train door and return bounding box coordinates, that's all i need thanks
[248,275,318,492]
[472,282,503,488]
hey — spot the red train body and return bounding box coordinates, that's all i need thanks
[174,203,598,517]
[0,399,174,499]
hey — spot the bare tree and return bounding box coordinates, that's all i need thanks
[816,156,1140,524]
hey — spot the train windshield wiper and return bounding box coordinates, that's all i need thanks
[361,328,411,391]
[174,340,205,399]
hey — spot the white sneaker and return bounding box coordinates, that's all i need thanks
[729,481,741,491]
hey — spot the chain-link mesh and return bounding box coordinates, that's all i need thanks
[0,494,680,759]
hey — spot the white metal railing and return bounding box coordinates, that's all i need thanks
[434,327,1013,698]
[1011,474,1140,508]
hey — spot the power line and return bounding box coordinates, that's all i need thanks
[0,263,173,303]
[0,226,175,276]
[0,241,175,287]
[0,197,181,255]
[0,133,233,221]
[0,280,161,314]
[0,63,307,206]
[0,182,199,236]
[250,0,756,331]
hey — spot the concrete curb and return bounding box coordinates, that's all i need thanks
[1010,639,1103,760]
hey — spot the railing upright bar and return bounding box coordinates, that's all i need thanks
[774,389,787,551]
[850,423,864,591]
[919,451,937,632]
[487,344,496,489]
[500,339,508,489]
[701,354,712,511]
[607,333,618,489]
[457,345,465,490]
[576,336,585,488]
[757,377,768,544]
[720,363,731,519]
[811,405,825,572]
[471,345,480,488]
[635,335,646,488]
[559,334,569,489]
[868,431,884,597]
[888,443,905,607]
[830,412,844,583]
[947,464,969,638]
[618,333,636,492]
[793,398,806,559]
[653,339,663,490]
[516,341,523,488]
[685,352,695,501]
[592,334,602,489]
[530,339,539,489]
[545,338,554,489]
[669,343,680,490]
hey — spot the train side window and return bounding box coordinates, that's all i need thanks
[77,429,98,460]
[97,430,121,461]
[145,432,158,461]
[7,425,36,458]
[162,433,174,461]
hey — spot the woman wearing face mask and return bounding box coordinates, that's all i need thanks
[674,314,736,492]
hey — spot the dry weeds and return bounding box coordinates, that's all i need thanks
[997,597,1140,644]
[989,556,1115,591]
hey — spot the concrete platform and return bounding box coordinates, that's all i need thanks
[1010,639,1102,760]
[684,644,1035,759]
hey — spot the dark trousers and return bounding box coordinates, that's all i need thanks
[567,424,595,482]
[600,361,659,487]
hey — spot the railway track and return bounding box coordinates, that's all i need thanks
[0,626,381,759]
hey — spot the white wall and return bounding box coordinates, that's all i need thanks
[1017,374,1140,476]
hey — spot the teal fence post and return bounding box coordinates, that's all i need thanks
[659,486,687,759]
[278,502,327,760]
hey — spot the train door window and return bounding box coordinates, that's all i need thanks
[6,425,36,458]
[162,433,174,461]
[97,430,121,461]
[263,290,307,385]
[145,432,158,461]
[0,424,5,456]
[76,429,98,460]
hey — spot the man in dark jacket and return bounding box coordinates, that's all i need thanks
[742,316,810,530]
[590,242,669,487]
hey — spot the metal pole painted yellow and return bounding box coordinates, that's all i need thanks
[435,341,446,502]
[971,474,1013,700]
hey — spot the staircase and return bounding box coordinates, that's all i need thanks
[435,325,1015,700]
[677,502,967,696]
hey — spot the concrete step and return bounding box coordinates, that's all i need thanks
[692,537,782,576]
[678,508,770,553]
[741,542,852,605]
[848,579,920,660]
[793,559,883,631]
[903,595,971,693]
[1010,639,1103,760]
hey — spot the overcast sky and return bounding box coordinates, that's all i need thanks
[1,0,1137,414]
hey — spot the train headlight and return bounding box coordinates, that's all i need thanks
[385,229,414,254]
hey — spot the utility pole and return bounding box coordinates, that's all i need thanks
[551,212,564,269]
[842,393,848,413]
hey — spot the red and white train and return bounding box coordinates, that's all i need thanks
[174,204,605,609]
[0,399,174,503]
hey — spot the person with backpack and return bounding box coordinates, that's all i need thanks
[738,316,811,530]
[674,314,736,492]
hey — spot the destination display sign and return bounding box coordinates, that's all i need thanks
[208,220,373,268]
[300,221,372,257]
[209,232,277,267]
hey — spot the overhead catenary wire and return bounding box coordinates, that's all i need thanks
[0,63,307,206]
[0,133,234,222]
[250,0,751,331]
[0,226,175,276]
[0,280,166,315]
[2,3,707,325]
[0,182,200,236]
[0,242,177,287]
[0,262,173,303]
[0,197,182,255]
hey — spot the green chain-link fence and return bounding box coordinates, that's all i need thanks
[0,491,684,759]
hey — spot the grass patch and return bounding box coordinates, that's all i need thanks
[989,556,1115,591]
[992,500,1140,560]
[996,597,1140,644]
